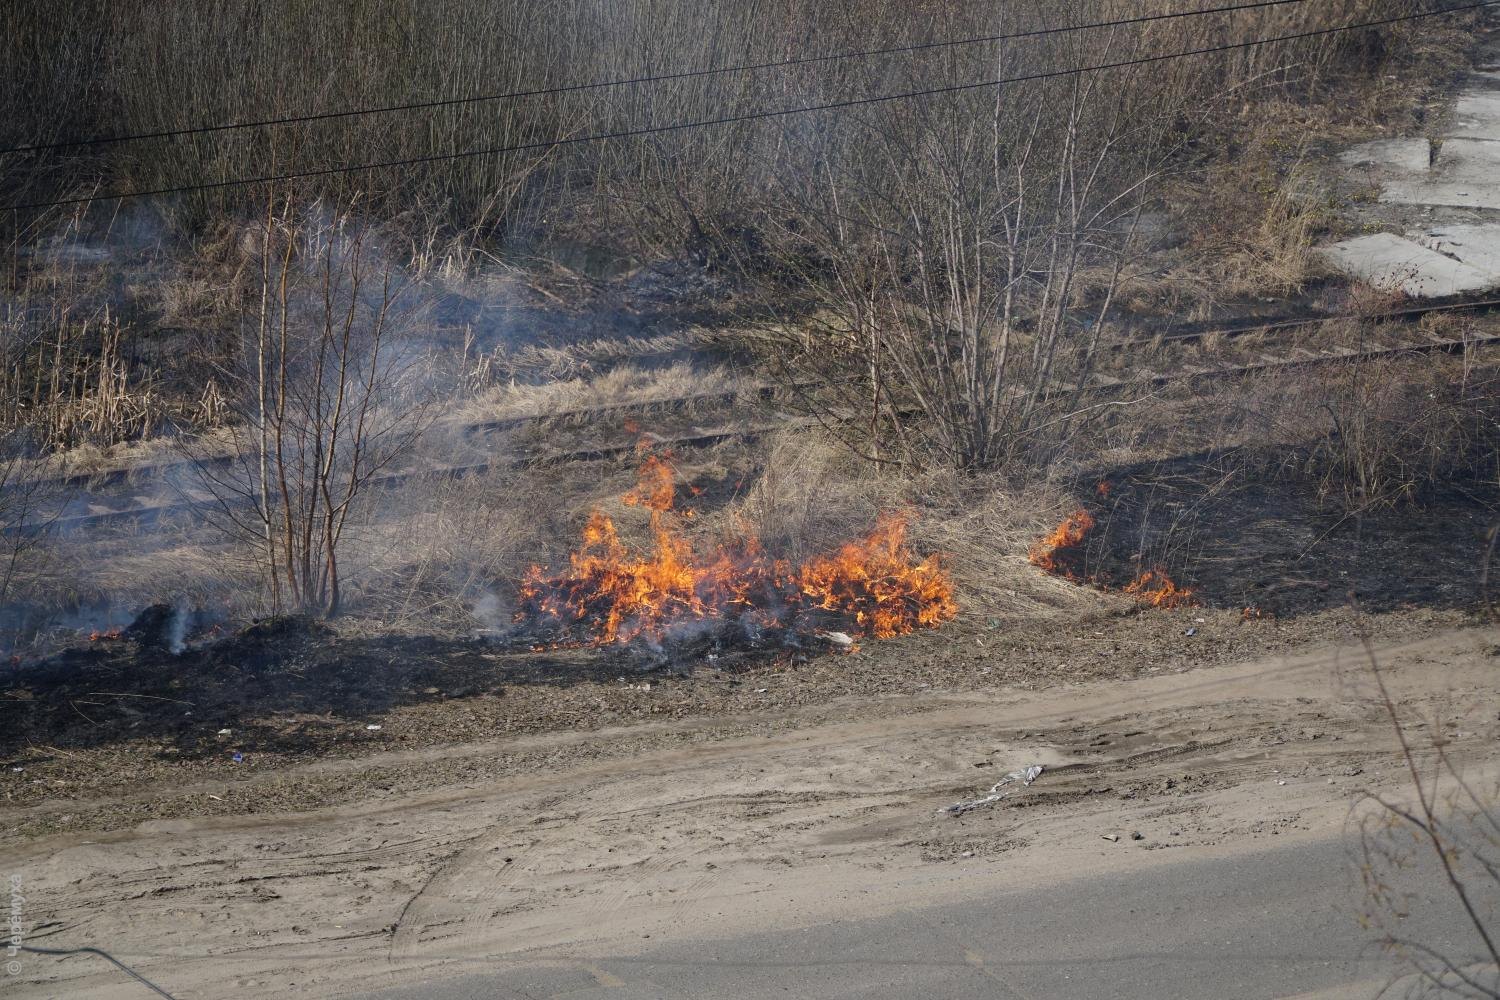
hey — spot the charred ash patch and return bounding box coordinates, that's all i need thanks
[0,613,493,760]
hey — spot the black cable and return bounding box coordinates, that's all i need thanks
[7,0,1493,213]
[19,944,179,999]
[1,0,1316,157]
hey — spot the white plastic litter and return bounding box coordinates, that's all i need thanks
[365,724,382,731]
[941,764,1044,816]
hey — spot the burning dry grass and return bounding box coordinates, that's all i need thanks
[1123,568,1197,609]
[1028,504,1199,609]
[9,340,1495,661]
[1028,510,1096,577]
[735,432,1112,625]
[514,452,956,648]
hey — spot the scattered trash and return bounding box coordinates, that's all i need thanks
[216,728,232,736]
[1184,627,1197,637]
[1277,779,1286,786]
[821,631,855,649]
[960,850,974,858]
[941,764,1044,816]
[207,794,222,801]
[1102,834,1120,843]
[230,752,243,764]
[11,767,23,773]
[365,724,382,731]
[754,688,768,694]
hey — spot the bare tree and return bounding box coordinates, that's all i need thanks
[191,202,429,618]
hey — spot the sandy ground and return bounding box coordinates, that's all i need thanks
[5,624,1498,998]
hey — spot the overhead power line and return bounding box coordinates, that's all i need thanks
[1,0,1316,157]
[6,1,1494,213]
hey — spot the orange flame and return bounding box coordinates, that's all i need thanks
[517,458,957,647]
[1028,509,1095,577]
[89,628,123,642]
[798,514,957,639]
[1031,508,1198,610]
[1123,568,1197,609]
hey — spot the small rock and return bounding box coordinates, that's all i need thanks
[961,850,974,858]
[1130,831,1144,841]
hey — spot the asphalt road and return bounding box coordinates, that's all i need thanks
[361,834,1498,1000]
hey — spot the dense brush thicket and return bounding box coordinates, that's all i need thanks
[1,0,1402,250]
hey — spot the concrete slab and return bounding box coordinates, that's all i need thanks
[1338,137,1430,172]
[1318,233,1498,297]
[1446,91,1500,139]
[1380,136,1500,207]
[1380,179,1500,210]
[1424,222,1500,274]
[1435,136,1500,172]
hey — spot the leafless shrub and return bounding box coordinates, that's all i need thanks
[742,56,1174,472]
[190,201,433,617]
[1289,358,1500,513]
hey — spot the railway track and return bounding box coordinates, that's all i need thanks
[16,299,1500,536]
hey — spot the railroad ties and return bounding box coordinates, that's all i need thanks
[15,311,1500,535]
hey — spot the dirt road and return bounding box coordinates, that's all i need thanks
[7,627,1499,998]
